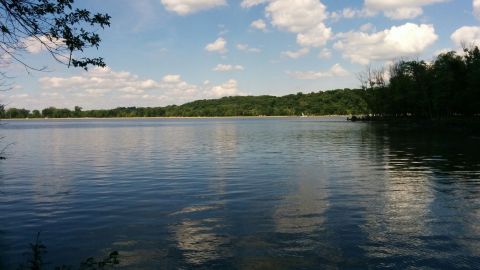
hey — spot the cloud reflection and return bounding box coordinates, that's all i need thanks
[274,166,329,252]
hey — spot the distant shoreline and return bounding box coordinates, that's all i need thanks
[1,115,349,121]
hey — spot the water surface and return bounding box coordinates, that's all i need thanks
[1,118,479,269]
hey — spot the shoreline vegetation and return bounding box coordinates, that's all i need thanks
[2,46,479,122]
[352,45,480,121]
[1,89,368,119]
[1,115,349,120]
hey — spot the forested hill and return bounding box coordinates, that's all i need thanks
[1,89,368,118]
[4,46,480,120]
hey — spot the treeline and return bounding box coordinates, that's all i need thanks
[361,46,480,118]
[3,46,480,119]
[0,89,368,118]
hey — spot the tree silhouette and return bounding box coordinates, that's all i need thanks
[0,0,110,71]
[359,46,480,119]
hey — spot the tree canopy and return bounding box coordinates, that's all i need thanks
[0,0,110,70]
[1,89,368,118]
[360,46,480,118]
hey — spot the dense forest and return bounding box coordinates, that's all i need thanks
[0,89,368,118]
[360,46,480,118]
[2,46,480,119]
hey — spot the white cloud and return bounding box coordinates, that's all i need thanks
[296,24,332,47]
[281,47,310,59]
[236,43,261,53]
[205,37,227,54]
[475,0,480,19]
[162,74,182,83]
[334,23,438,64]
[38,67,161,98]
[266,0,331,47]
[251,19,267,31]
[213,64,244,72]
[161,0,226,15]
[451,26,480,47]
[241,0,267,8]
[266,0,327,32]
[365,0,447,19]
[22,35,63,54]
[7,68,246,109]
[209,79,242,97]
[287,64,349,80]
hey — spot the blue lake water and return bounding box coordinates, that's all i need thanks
[0,118,479,269]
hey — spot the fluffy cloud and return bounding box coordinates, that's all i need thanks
[7,67,244,109]
[39,67,147,93]
[451,26,480,46]
[240,0,331,47]
[251,19,267,31]
[266,0,327,32]
[161,0,226,15]
[281,48,310,59]
[334,23,438,64]
[236,43,261,53]
[364,0,446,19]
[287,64,349,79]
[213,64,244,72]
[474,0,480,19]
[162,74,182,83]
[205,37,227,54]
[209,79,242,97]
[22,35,63,54]
[266,0,331,47]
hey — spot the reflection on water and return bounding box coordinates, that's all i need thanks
[0,118,479,269]
[173,217,229,265]
[360,125,480,268]
[171,124,238,267]
[274,165,329,252]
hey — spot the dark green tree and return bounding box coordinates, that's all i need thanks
[31,109,41,118]
[74,106,82,117]
[463,46,480,115]
[355,45,480,119]
[5,107,29,118]
[388,60,433,117]
[431,51,467,116]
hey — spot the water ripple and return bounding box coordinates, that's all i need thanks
[0,118,479,269]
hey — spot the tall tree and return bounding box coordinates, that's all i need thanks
[463,46,480,115]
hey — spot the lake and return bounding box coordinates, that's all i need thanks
[1,118,479,269]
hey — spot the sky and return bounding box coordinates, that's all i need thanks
[2,0,480,110]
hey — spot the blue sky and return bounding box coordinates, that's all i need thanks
[3,0,480,109]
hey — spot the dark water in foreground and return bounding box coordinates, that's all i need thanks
[0,118,479,269]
